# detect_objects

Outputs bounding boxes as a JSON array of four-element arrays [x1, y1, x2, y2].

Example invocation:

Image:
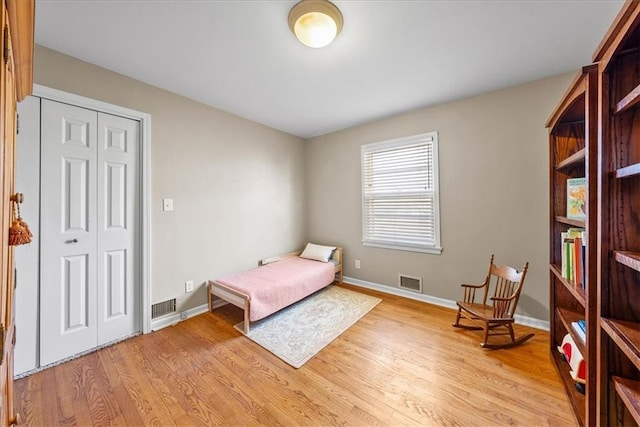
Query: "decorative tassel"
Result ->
[[16, 200, 32, 240], [8, 196, 31, 246], [8, 219, 28, 246]]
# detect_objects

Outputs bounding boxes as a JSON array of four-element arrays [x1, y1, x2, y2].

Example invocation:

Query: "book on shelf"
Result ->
[[573, 235, 583, 289], [560, 228, 586, 288], [571, 321, 586, 343], [580, 241, 585, 288], [567, 177, 586, 220]]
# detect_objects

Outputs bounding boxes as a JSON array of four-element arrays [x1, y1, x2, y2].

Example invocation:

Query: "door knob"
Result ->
[[66, 238, 78, 244]]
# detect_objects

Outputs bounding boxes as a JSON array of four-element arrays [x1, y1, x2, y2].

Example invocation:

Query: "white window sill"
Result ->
[[362, 241, 443, 255]]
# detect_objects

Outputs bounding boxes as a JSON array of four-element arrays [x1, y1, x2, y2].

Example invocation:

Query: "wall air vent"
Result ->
[[399, 274, 422, 293], [151, 298, 177, 319]]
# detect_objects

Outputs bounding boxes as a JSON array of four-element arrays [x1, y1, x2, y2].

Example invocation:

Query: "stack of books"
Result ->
[[561, 228, 586, 289]]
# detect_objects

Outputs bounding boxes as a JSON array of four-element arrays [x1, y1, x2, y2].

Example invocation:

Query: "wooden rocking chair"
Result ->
[[453, 255, 534, 349]]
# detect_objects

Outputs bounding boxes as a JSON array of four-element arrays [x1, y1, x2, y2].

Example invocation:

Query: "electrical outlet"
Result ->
[[355, 259, 361, 269], [185, 280, 194, 293], [180, 312, 187, 320]]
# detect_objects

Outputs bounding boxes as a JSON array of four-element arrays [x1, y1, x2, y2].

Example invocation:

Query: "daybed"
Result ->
[[208, 244, 343, 333]]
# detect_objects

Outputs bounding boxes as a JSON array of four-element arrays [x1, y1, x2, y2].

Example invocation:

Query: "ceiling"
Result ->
[[34, 0, 624, 139]]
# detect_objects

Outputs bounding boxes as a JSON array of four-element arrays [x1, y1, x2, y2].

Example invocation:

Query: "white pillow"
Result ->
[[299, 243, 336, 263]]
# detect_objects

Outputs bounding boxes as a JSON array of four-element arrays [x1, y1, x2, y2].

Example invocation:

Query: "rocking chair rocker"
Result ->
[[453, 255, 534, 349]]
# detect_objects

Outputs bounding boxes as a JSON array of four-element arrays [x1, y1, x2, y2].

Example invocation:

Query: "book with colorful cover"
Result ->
[[567, 177, 587, 219]]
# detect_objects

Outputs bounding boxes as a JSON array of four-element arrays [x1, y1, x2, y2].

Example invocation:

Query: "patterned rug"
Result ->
[[235, 285, 381, 368]]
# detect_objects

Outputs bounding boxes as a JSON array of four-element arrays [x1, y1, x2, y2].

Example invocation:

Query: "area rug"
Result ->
[[234, 286, 381, 368]]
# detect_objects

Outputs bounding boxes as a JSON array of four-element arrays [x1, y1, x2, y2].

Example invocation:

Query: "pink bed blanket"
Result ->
[[215, 256, 336, 321]]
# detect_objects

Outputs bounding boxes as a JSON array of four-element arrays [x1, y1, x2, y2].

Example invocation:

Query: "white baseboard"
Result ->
[[150, 280, 550, 332], [151, 303, 210, 331], [343, 276, 550, 331]]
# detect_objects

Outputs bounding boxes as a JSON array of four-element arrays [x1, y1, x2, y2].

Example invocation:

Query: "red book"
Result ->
[[573, 236, 582, 288]]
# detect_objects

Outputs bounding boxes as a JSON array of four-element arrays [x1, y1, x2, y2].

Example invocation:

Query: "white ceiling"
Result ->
[[34, 0, 624, 139]]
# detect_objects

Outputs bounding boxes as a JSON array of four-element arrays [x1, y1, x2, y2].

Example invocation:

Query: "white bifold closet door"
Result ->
[[39, 99, 139, 366]]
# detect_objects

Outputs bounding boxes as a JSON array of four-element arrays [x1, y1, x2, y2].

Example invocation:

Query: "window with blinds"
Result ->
[[361, 132, 442, 254]]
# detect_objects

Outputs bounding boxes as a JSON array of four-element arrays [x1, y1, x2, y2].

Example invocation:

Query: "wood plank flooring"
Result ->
[[15, 284, 577, 426]]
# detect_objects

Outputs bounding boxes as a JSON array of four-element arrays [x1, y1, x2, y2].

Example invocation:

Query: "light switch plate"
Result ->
[[162, 198, 174, 211], [185, 280, 194, 293]]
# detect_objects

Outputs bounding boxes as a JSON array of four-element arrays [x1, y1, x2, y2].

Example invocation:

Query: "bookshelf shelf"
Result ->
[[612, 376, 640, 425], [614, 82, 640, 115], [556, 307, 586, 355], [614, 250, 640, 272], [601, 318, 640, 372], [615, 162, 640, 179], [555, 216, 586, 228], [550, 265, 586, 307], [555, 148, 586, 170]]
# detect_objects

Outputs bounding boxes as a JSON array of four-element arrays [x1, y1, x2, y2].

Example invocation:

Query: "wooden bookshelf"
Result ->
[[592, 2, 640, 425], [546, 64, 598, 427]]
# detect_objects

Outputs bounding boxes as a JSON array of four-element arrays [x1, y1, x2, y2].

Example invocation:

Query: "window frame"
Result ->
[[360, 131, 442, 254]]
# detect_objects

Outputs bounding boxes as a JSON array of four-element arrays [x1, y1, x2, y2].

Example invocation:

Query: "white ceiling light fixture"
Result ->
[[288, 0, 343, 48]]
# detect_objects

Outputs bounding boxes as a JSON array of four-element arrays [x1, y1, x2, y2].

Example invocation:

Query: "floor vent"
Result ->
[[151, 298, 177, 319], [399, 274, 422, 292]]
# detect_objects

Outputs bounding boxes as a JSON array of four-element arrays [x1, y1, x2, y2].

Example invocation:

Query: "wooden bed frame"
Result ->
[[208, 246, 343, 334]]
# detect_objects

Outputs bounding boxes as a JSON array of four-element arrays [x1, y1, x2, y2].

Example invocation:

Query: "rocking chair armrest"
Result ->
[[460, 283, 485, 289], [489, 295, 516, 302]]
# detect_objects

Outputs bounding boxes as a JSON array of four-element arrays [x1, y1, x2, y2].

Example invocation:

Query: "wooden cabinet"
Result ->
[[546, 65, 599, 427], [0, 0, 33, 425], [594, 2, 640, 425], [549, 2, 640, 426]]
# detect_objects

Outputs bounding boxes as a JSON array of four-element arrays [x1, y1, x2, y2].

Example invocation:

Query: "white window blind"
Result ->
[[361, 132, 442, 254]]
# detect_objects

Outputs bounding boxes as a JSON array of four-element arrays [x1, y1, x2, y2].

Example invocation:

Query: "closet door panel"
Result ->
[[96, 112, 139, 345], [39, 99, 97, 366]]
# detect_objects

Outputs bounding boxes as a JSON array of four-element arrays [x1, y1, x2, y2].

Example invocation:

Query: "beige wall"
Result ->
[[32, 45, 307, 312], [306, 72, 575, 321], [32, 44, 573, 322]]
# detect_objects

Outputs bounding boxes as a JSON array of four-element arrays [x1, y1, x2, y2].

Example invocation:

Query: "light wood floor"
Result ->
[[15, 284, 577, 426]]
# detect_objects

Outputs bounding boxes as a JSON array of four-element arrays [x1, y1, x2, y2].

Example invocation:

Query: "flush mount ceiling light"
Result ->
[[288, 0, 343, 48]]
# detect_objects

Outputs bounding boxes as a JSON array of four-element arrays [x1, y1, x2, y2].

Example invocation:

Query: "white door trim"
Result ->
[[33, 84, 153, 334]]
